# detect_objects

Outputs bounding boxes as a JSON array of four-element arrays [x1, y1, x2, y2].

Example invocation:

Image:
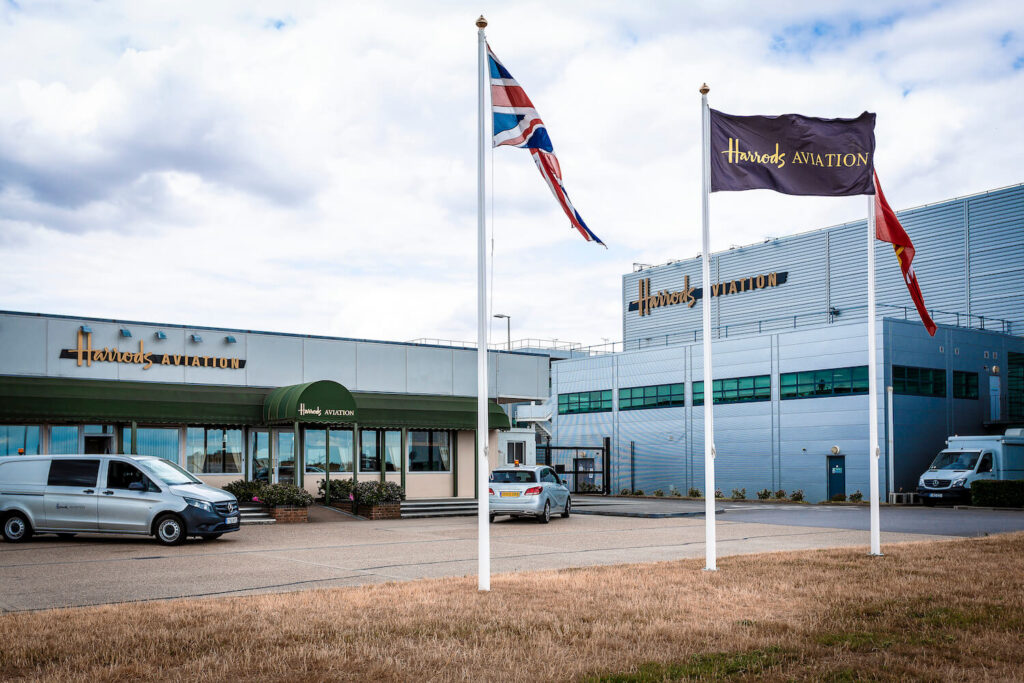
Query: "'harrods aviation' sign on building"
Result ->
[[628, 271, 788, 317], [59, 331, 246, 370]]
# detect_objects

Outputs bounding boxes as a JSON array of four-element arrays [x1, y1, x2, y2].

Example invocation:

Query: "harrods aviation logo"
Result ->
[[60, 330, 246, 370], [629, 271, 788, 316]]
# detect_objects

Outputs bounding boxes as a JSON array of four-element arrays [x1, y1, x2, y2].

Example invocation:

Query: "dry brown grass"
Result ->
[[2, 533, 1023, 682]]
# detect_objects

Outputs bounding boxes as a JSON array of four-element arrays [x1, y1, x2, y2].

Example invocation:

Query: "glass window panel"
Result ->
[[737, 377, 753, 391], [185, 428, 205, 473], [328, 429, 354, 472], [360, 429, 380, 472], [251, 431, 271, 483], [134, 428, 179, 463], [49, 425, 78, 454], [277, 432, 296, 485], [305, 429, 327, 476], [780, 373, 796, 387], [0, 425, 40, 456], [383, 431, 401, 472]]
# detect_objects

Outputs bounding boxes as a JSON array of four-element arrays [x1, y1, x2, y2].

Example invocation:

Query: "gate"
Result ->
[[537, 438, 610, 495]]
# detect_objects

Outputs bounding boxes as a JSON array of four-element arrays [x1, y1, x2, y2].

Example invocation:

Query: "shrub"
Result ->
[[849, 490, 864, 502], [688, 487, 702, 498], [633, 489, 645, 496], [714, 489, 724, 498], [731, 488, 746, 500], [354, 481, 404, 507], [578, 481, 601, 493], [774, 489, 786, 499], [971, 480, 1024, 507], [790, 489, 804, 502], [756, 488, 771, 500], [670, 488, 682, 498], [319, 478, 356, 503], [221, 479, 265, 503], [259, 483, 314, 508], [653, 489, 664, 497], [831, 493, 847, 502]]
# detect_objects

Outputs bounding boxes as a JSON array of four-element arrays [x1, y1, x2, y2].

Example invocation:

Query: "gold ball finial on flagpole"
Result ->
[[699, 83, 710, 95], [476, 15, 488, 29]]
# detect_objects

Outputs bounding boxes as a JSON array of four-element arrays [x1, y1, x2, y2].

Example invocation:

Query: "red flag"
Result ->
[[873, 171, 937, 336]]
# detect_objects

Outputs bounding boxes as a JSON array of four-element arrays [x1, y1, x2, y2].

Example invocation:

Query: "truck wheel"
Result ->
[[3, 512, 33, 543], [154, 514, 187, 546]]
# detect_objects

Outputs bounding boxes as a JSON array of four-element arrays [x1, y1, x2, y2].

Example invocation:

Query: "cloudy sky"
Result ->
[[1, 1, 1022, 348]]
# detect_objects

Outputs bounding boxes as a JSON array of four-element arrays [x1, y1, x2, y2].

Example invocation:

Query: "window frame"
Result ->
[[953, 370, 979, 400], [780, 366, 869, 400], [557, 390, 613, 415], [893, 365, 946, 398], [618, 383, 685, 411], [693, 375, 771, 406]]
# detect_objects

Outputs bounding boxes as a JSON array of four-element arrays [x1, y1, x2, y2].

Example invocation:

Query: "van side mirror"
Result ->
[[128, 481, 145, 491]]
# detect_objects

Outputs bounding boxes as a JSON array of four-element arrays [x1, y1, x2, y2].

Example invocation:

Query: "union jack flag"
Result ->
[[487, 44, 603, 246]]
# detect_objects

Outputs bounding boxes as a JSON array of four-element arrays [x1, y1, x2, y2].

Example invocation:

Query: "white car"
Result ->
[[488, 465, 570, 524]]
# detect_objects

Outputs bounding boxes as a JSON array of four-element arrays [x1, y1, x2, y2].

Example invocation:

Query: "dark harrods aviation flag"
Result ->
[[710, 111, 876, 196]]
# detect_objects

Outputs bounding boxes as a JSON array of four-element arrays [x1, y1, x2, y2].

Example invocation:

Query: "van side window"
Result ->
[[107, 461, 158, 491], [977, 453, 993, 474], [47, 459, 100, 487]]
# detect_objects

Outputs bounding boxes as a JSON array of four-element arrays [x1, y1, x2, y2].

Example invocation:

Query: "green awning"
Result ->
[[0, 376, 511, 431], [263, 380, 357, 424], [0, 376, 266, 425]]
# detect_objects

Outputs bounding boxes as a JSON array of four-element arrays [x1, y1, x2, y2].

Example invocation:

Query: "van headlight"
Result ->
[[184, 497, 216, 513], [951, 478, 967, 488]]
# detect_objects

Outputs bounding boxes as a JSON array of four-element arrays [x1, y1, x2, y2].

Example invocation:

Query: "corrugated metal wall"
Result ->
[[623, 184, 1024, 345]]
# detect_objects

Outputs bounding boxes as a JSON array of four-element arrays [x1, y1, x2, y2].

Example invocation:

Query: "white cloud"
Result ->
[[0, 0, 1021, 348]]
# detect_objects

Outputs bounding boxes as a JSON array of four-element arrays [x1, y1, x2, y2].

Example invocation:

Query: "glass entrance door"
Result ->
[[275, 430, 296, 485], [250, 430, 271, 484], [84, 424, 115, 454]]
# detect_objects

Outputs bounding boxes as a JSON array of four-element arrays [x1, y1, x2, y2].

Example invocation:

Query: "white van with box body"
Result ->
[[917, 429, 1024, 505], [0, 454, 239, 545]]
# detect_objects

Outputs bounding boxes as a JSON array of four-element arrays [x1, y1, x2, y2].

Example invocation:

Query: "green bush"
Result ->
[[354, 481, 404, 506], [633, 489, 645, 496], [774, 489, 786, 499], [653, 489, 664, 497], [971, 480, 1024, 507], [670, 488, 682, 497], [578, 481, 601, 493], [731, 488, 746, 500], [790, 489, 804, 502], [714, 489, 724, 498], [688, 487, 702, 498], [756, 488, 771, 500], [221, 479, 265, 503], [830, 492, 847, 502], [259, 483, 314, 508], [849, 490, 864, 502], [319, 478, 356, 503], [620, 488, 632, 496]]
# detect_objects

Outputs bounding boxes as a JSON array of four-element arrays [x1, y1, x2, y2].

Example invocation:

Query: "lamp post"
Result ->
[[493, 314, 511, 350]]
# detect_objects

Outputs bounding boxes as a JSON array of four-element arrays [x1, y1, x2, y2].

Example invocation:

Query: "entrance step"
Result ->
[[401, 498, 478, 518], [239, 504, 276, 525]]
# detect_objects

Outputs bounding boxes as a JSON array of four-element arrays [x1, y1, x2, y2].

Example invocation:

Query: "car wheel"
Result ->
[[562, 496, 571, 518], [200, 533, 223, 541], [154, 514, 186, 546], [2, 512, 33, 543], [56, 533, 77, 539], [538, 500, 550, 524]]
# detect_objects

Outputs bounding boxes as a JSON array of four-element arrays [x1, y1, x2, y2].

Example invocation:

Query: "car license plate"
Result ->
[[928, 493, 941, 498], [500, 491, 520, 498], [226, 516, 238, 524]]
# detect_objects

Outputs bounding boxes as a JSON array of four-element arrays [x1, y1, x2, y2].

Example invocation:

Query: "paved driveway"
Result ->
[[0, 505, 959, 612]]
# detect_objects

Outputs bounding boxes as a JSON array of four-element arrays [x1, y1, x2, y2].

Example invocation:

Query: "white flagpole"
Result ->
[[700, 84, 716, 571], [867, 193, 882, 556], [475, 15, 491, 591]]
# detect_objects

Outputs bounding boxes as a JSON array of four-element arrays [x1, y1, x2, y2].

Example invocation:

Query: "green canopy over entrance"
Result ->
[[263, 380, 357, 424]]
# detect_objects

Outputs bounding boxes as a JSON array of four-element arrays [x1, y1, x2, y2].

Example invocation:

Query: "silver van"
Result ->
[[0, 454, 240, 546]]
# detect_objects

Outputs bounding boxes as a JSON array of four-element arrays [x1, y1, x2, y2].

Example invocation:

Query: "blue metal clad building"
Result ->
[[548, 184, 1024, 502]]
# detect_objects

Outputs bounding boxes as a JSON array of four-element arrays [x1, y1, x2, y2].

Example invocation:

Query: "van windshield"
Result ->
[[929, 450, 981, 471], [136, 458, 201, 486]]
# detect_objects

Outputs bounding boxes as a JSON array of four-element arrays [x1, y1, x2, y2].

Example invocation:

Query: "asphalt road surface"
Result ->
[[2, 501, 1003, 612]]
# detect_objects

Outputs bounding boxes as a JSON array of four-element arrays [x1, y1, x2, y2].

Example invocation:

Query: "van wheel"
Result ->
[[154, 514, 186, 546], [3, 512, 33, 543], [200, 534, 223, 541]]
